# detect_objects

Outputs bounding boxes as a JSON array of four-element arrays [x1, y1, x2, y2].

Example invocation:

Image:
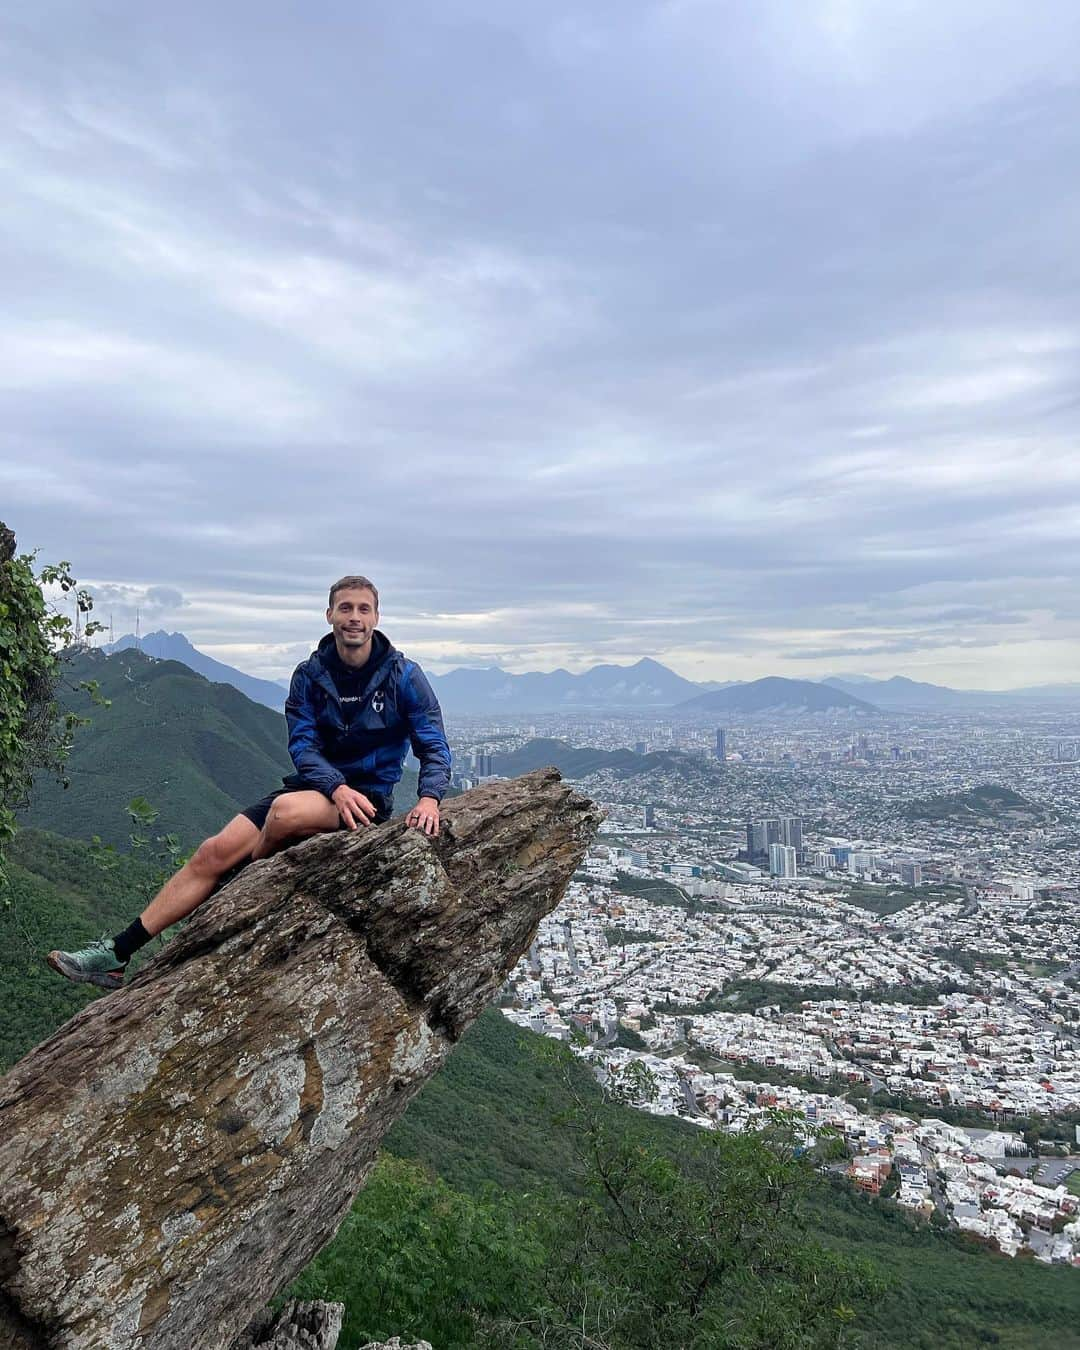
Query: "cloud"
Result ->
[[144, 586, 184, 609], [3, 2, 1080, 685], [80, 582, 185, 626]]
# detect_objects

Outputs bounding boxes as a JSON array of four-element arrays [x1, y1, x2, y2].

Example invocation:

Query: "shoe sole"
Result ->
[[46, 951, 125, 990]]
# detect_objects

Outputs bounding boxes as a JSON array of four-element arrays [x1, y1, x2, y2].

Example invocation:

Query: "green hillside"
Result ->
[[19, 649, 427, 848], [20, 648, 294, 847], [378, 1013, 1080, 1350], [496, 737, 695, 780], [0, 828, 165, 1069], [900, 783, 1045, 826]]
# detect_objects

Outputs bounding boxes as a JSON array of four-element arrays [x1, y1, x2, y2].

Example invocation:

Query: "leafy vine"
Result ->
[[0, 521, 104, 877]]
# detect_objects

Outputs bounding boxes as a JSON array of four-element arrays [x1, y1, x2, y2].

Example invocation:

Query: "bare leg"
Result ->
[[251, 791, 341, 861], [140, 814, 260, 936]]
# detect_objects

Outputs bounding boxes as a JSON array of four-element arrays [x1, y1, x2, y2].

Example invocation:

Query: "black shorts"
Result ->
[[241, 783, 393, 831]]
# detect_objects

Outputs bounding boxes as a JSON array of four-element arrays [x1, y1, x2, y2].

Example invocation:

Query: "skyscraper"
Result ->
[[715, 727, 726, 761], [769, 843, 797, 878], [900, 862, 923, 887], [643, 803, 657, 829], [780, 816, 803, 851]]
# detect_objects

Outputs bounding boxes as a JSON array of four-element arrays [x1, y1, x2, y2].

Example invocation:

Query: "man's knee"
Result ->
[[190, 833, 237, 878], [264, 794, 321, 837], [190, 818, 256, 877]]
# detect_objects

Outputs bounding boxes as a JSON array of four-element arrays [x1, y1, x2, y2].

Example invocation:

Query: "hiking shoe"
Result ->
[[47, 934, 126, 990]]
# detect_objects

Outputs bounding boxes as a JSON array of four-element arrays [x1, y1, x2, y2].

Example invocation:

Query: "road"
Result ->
[[678, 1074, 702, 1117], [562, 921, 582, 977], [919, 1144, 950, 1219]]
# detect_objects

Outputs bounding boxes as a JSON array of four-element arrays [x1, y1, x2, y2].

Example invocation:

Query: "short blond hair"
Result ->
[[328, 575, 379, 609]]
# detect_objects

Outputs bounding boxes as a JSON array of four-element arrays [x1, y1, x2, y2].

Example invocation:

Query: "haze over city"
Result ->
[[3, 2, 1079, 687]]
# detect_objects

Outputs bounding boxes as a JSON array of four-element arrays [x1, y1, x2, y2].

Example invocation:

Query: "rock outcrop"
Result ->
[[232, 1300, 344, 1349], [358, 1340, 433, 1350], [0, 769, 599, 1350]]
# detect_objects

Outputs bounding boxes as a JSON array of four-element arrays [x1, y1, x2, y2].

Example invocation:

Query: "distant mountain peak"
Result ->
[[104, 630, 285, 711], [677, 676, 877, 716]]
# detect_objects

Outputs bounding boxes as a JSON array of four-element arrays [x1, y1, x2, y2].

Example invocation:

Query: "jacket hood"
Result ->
[[311, 630, 401, 697]]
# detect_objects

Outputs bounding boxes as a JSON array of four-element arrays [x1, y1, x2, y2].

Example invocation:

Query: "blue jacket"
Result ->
[[285, 631, 451, 804]]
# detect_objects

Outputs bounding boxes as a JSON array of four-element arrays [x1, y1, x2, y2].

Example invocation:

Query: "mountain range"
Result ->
[[105, 631, 287, 710], [824, 674, 1080, 709], [678, 676, 876, 715], [93, 632, 1080, 715], [427, 657, 727, 712]]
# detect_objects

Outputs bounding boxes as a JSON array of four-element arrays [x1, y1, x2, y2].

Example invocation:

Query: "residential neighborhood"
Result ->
[[449, 705, 1080, 1265]]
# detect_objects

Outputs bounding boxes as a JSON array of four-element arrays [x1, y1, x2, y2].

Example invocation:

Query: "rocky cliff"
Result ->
[[0, 769, 599, 1349]]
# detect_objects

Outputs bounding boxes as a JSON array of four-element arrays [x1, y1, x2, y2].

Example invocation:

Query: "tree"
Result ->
[[0, 521, 101, 874], [507, 1041, 880, 1349]]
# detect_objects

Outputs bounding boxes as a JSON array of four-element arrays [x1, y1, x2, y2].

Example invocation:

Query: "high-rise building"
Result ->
[[900, 862, 923, 887], [769, 843, 797, 878], [634, 741, 648, 756], [643, 804, 657, 829], [715, 727, 727, 761], [747, 818, 793, 861], [850, 851, 876, 874], [747, 822, 770, 859]]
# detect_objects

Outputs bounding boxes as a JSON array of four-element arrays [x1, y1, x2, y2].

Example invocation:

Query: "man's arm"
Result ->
[[285, 666, 347, 799], [398, 663, 451, 832]]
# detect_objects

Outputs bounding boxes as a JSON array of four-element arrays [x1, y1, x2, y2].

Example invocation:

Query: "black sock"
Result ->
[[112, 917, 153, 964]]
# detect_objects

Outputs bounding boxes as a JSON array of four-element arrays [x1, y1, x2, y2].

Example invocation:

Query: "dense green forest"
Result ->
[[0, 828, 166, 1066]]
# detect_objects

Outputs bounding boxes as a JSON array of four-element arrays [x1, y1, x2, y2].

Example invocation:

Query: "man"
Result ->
[[48, 574, 451, 990]]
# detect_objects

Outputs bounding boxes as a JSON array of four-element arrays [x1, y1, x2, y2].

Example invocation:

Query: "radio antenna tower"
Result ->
[[109, 612, 114, 645]]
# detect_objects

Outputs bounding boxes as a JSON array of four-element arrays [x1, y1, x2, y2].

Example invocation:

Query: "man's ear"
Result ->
[[326, 608, 333, 623]]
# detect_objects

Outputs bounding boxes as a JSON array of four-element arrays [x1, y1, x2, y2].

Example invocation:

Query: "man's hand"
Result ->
[[406, 796, 440, 836], [331, 784, 377, 830]]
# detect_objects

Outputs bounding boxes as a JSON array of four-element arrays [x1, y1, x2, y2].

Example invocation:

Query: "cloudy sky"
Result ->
[[4, 1, 1080, 688]]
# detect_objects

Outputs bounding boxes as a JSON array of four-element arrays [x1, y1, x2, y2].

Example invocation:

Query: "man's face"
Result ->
[[327, 587, 378, 651]]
